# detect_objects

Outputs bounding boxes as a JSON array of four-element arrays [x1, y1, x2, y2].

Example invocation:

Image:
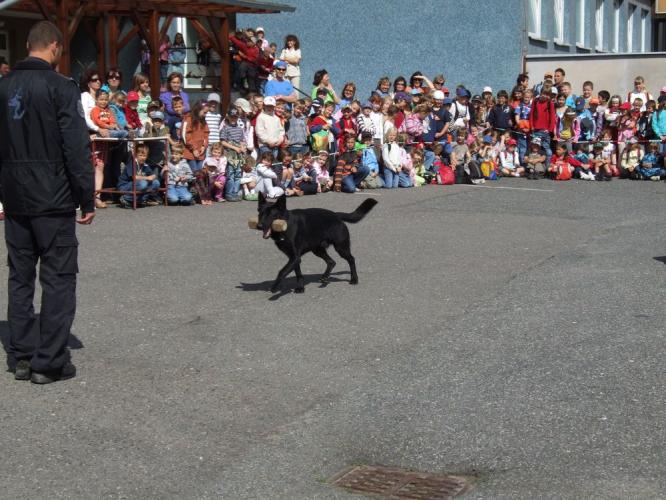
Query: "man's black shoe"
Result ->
[[14, 360, 31, 381], [30, 362, 76, 384]]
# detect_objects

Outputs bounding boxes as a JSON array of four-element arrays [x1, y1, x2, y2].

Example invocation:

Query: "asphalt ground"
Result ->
[[0, 178, 664, 500]]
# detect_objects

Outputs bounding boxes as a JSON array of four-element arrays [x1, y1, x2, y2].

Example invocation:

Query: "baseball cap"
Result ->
[[660, 85, 666, 93], [263, 96, 276, 106], [274, 60, 287, 70], [410, 88, 423, 95], [544, 71, 554, 78], [256, 26, 264, 33], [227, 107, 239, 117], [619, 102, 631, 110], [207, 92, 220, 103], [126, 91, 139, 103], [575, 96, 586, 111], [432, 90, 445, 100], [483, 135, 493, 144], [443, 97, 454, 105], [311, 98, 324, 110], [531, 137, 542, 146], [551, 87, 558, 95], [442, 87, 450, 94], [456, 87, 470, 98], [507, 138, 517, 146], [362, 100, 373, 109], [482, 86, 492, 94], [150, 111, 164, 121], [234, 97, 252, 113], [471, 95, 482, 102], [394, 91, 411, 102]]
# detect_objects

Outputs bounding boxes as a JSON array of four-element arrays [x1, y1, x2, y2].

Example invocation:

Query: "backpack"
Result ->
[[436, 163, 455, 185]]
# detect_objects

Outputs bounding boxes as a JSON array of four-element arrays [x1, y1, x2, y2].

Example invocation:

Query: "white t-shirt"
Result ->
[[80, 91, 98, 132], [280, 48, 301, 77]]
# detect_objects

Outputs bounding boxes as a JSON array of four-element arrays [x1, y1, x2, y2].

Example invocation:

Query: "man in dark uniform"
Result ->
[[0, 21, 94, 384]]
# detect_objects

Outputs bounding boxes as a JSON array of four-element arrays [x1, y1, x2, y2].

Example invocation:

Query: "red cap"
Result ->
[[619, 102, 631, 110], [442, 87, 450, 93], [126, 91, 140, 103], [507, 138, 517, 146]]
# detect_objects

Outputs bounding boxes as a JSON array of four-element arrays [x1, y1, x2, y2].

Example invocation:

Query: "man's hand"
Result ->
[[76, 211, 95, 225]]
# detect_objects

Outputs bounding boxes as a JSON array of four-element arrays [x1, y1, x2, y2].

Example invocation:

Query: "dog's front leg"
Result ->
[[294, 263, 305, 293], [271, 256, 300, 293]]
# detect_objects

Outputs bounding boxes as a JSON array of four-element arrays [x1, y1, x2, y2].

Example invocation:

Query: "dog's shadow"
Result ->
[[237, 272, 349, 300]]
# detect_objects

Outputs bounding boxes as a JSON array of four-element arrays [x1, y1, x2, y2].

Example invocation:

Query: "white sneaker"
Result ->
[[650, 175, 660, 181]]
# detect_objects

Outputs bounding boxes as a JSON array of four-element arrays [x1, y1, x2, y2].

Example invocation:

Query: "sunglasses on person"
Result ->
[[434, 81, 444, 85], [107, 74, 120, 80], [90, 77, 101, 82]]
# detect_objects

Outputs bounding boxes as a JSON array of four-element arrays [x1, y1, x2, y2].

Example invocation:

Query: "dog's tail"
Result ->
[[335, 198, 378, 223]]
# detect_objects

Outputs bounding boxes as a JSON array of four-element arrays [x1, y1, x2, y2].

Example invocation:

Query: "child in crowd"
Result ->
[[109, 91, 129, 135], [359, 132, 384, 189], [637, 100, 657, 141], [571, 144, 596, 181], [143, 111, 171, 168], [291, 153, 317, 195], [240, 156, 258, 200], [524, 137, 546, 179], [478, 135, 497, 179], [548, 142, 573, 181], [637, 142, 664, 180], [91, 89, 128, 138], [117, 144, 161, 207], [287, 101, 309, 155], [256, 151, 284, 199], [311, 150, 333, 192], [204, 142, 227, 201], [397, 132, 414, 187], [487, 90, 514, 131], [599, 128, 618, 176], [617, 102, 637, 150], [382, 127, 403, 188], [558, 108, 579, 150], [356, 101, 376, 139], [410, 148, 428, 186], [620, 139, 644, 179], [499, 138, 523, 177], [590, 142, 612, 181], [125, 91, 143, 135], [166, 145, 194, 205], [451, 132, 472, 183], [604, 95, 622, 131], [338, 105, 358, 149], [205, 93, 222, 151]]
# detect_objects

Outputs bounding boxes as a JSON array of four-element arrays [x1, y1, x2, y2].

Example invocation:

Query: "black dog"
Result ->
[[257, 194, 378, 293]]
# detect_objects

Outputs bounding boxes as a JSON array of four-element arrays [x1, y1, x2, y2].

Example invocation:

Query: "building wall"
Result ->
[[238, 0, 524, 98], [527, 0, 653, 54]]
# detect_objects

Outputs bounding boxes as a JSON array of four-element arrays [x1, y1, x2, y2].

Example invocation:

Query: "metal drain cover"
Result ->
[[330, 465, 472, 499]]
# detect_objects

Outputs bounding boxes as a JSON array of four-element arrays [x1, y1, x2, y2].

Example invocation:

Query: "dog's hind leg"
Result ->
[[294, 263, 305, 293], [313, 247, 336, 282], [333, 240, 358, 285], [271, 257, 301, 293]]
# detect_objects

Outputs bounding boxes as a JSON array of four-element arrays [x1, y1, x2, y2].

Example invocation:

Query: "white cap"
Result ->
[[551, 87, 558, 95], [432, 90, 445, 100], [256, 26, 265, 33], [234, 97, 252, 113], [482, 86, 492, 94], [263, 96, 276, 106], [207, 92, 220, 102]]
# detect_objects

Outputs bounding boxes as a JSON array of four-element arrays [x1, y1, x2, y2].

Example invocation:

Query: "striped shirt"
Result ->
[[205, 111, 222, 145], [219, 120, 246, 144]]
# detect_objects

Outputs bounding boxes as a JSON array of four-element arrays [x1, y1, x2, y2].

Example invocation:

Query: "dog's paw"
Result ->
[[294, 287, 305, 294], [319, 275, 329, 283], [349, 278, 358, 285]]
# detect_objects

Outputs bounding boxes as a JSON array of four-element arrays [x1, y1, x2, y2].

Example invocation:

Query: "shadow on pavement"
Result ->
[[237, 272, 350, 300], [654, 256, 666, 264]]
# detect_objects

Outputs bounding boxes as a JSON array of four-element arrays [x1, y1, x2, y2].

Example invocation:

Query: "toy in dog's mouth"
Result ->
[[248, 217, 287, 238]]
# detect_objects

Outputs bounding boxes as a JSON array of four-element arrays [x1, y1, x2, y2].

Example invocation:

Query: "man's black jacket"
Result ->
[[0, 57, 93, 216]]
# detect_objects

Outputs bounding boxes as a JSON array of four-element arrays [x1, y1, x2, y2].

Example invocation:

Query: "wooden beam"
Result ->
[[108, 14, 119, 68], [82, 19, 99, 49], [148, 10, 161, 99], [117, 24, 140, 51], [212, 15, 231, 113], [68, 3, 85, 37], [55, 0, 70, 75], [189, 17, 220, 54], [34, 0, 53, 21], [131, 12, 152, 49], [159, 14, 174, 40]]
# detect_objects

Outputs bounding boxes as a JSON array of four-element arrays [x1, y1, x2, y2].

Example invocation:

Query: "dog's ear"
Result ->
[[258, 191, 266, 212]]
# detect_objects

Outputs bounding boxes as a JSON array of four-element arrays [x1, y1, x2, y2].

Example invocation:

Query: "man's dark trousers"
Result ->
[[5, 214, 78, 373]]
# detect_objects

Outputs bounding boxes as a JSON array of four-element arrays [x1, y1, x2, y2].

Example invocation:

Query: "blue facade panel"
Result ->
[[238, 0, 524, 98]]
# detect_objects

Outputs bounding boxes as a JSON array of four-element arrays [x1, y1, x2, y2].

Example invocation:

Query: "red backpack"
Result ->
[[435, 161, 455, 185]]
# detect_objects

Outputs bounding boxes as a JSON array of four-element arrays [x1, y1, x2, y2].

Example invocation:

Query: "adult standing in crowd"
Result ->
[[80, 68, 108, 209], [131, 72, 152, 123], [627, 76, 653, 112], [311, 69, 339, 104], [105, 67, 124, 94], [0, 21, 94, 384], [263, 60, 297, 105], [256, 96, 285, 158], [0, 58, 10, 78], [280, 34, 301, 91], [160, 72, 190, 123]]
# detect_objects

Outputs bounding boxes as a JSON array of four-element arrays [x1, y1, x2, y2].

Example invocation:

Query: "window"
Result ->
[[577, 0, 587, 46], [554, 0, 565, 43], [627, 3, 635, 52], [595, 0, 604, 50], [640, 8, 649, 52], [529, 0, 542, 38]]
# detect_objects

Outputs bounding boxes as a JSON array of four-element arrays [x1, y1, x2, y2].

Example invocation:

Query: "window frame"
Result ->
[[554, 0, 565, 44], [528, 0, 543, 38], [577, 0, 587, 46]]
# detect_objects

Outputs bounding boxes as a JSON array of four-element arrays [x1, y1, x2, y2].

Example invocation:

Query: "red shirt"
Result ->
[[529, 98, 556, 133]]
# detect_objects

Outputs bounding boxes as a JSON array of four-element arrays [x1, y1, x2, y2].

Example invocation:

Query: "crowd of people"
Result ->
[[9, 25, 666, 213]]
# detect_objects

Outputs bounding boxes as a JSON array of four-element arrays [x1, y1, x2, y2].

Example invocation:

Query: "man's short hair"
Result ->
[[27, 21, 63, 51], [554, 67, 565, 76]]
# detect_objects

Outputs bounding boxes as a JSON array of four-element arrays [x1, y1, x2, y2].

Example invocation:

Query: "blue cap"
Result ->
[[150, 111, 165, 121], [443, 97, 454, 105], [410, 88, 423, 95], [483, 135, 493, 144], [274, 60, 287, 69], [362, 100, 373, 109]]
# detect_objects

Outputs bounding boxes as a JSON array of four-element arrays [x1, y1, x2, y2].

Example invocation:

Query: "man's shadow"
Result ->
[[654, 256, 666, 265], [237, 272, 349, 300], [1, 317, 84, 371]]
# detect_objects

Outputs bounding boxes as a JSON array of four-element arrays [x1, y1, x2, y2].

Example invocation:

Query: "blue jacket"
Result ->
[[361, 147, 379, 174], [652, 109, 666, 137], [110, 103, 128, 129], [118, 161, 157, 186]]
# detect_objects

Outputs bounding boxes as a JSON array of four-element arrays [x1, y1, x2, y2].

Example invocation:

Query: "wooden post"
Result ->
[[96, 16, 106, 76], [216, 15, 231, 113], [108, 15, 119, 69], [148, 10, 161, 99], [55, 0, 70, 75]]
